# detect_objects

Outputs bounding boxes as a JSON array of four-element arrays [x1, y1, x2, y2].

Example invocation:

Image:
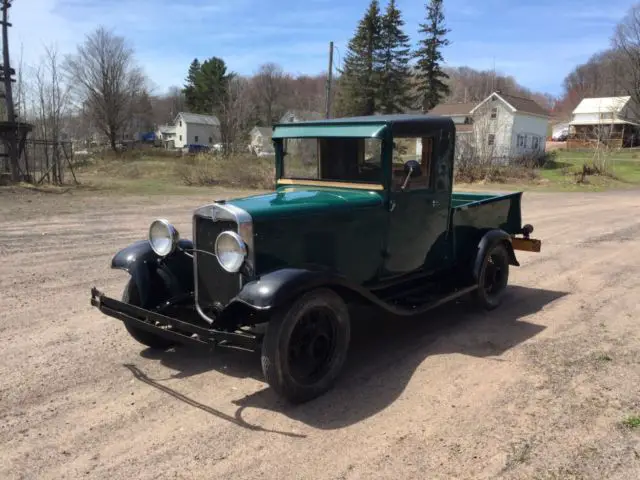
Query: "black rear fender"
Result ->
[[111, 239, 194, 308], [473, 229, 519, 281]]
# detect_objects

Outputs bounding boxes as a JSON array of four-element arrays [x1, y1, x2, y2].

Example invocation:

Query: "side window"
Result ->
[[391, 136, 434, 191], [194, 135, 199, 143]]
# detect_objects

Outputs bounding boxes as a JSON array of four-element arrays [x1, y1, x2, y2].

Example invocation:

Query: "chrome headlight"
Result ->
[[215, 231, 247, 273], [148, 219, 179, 257]]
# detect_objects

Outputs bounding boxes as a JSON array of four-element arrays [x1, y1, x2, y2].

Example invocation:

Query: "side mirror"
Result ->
[[401, 160, 421, 190]]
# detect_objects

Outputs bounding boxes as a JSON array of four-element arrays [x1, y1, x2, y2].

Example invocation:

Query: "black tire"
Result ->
[[261, 288, 350, 404], [121, 279, 176, 350], [473, 242, 510, 310]]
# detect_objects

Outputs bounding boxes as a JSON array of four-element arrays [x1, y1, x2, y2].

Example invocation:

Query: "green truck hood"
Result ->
[[227, 186, 383, 220]]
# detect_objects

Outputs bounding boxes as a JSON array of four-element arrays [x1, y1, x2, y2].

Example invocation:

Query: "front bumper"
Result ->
[[90, 288, 259, 351]]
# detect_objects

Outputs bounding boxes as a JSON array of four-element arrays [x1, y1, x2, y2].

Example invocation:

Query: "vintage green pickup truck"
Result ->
[[90, 114, 541, 403]]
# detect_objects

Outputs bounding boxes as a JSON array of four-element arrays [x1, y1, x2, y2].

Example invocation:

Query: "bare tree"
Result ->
[[31, 45, 71, 183], [251, 63, 287, 125], [613, 4, 640, 119], [218, 77, 254, 153], [64, 27, 145, 153], [150, 86, 185, 126]]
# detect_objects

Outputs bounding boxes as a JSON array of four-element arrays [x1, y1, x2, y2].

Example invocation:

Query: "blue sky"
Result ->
[[11, 0, 633, 97]]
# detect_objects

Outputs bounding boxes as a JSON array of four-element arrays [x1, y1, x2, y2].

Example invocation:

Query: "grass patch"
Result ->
[[621, 415, 640, 429], [595, 354, 613, 362], [175, 153, 275, 189], [72, 149, 275, 194], [539, 149, 640, 190]]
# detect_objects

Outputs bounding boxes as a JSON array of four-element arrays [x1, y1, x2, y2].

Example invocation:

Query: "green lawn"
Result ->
[[537, 149, 640, 191]]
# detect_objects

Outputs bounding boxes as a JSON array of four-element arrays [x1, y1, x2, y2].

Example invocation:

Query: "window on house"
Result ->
[[179, 135, 182, 141], [179, 121, 182, 127], [517, 134, 526, 148], [487, 134, 495, 146], [209, 136, 213, 143], [194, 135, 199, 143], [532, 136, 540, 149], [490, 107, 497, 119]]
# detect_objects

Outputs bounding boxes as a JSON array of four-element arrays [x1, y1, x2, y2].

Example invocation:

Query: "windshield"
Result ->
[[281, 137, 382, 184]]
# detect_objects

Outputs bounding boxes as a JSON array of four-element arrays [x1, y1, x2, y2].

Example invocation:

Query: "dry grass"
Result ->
[[174, 153, 275, 189], [71, 148, 275, 193]]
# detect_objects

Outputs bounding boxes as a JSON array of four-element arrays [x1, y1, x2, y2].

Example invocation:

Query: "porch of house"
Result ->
[[568, 123, 640, 149]]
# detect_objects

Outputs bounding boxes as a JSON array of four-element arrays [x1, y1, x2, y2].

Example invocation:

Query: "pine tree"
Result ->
[[182, 57, 232, 114], [414, 0, 451, 112], [183, 59, 201, 112], [377, 0, 413, 113], [198, 57, 231, 114], [335, 0, 382, 117]]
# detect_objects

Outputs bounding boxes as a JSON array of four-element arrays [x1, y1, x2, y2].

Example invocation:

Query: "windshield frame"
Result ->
[[274, 135, 389, 191]]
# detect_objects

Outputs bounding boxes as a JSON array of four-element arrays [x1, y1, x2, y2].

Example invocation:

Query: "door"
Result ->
[[383, 134, 451, 276]]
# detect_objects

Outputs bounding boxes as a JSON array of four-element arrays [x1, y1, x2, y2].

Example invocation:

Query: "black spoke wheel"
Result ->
[[261, 288, 350, 404], [473, 242, 510, 310], [122, 279, 176, 350]]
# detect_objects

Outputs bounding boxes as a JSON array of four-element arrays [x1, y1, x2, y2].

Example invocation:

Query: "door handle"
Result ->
[[432, 200, 440, 207]]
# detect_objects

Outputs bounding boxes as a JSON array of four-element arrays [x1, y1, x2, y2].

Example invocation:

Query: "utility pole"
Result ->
[[0, 0, 18, 181], [325, 41, 334, 119]]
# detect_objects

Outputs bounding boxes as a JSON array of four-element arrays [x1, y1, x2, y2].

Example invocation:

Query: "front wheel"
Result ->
[[473, 242, 510, 310], [261, 288, 351, 404], [121, 279, 176, 350]]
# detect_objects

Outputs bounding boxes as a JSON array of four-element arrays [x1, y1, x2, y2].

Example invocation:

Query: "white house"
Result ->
[[426, 91, 550, 160], [156, 125, 177, 148], [172, 112, 220, 149], [569, 96, 639, 147], [249, 126, 274, 155]]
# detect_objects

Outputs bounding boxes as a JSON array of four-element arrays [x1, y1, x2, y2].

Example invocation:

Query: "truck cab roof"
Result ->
[[273, 114, 455, 138]]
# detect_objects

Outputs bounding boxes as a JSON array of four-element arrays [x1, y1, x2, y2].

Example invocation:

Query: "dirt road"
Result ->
[[1, 187, 639, 479]]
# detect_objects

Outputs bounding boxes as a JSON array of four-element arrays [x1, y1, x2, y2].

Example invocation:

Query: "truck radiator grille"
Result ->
[[193, 214, 240, 316]]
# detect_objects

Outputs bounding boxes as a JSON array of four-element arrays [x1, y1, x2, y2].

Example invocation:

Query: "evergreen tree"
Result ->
[[183, 58, 201, 112], [335, 0, 382, 117], [197, 57, 232, 114], [377, 0, 413, 113], [414, 0, 451, 112], [182, 57, 232, 114]]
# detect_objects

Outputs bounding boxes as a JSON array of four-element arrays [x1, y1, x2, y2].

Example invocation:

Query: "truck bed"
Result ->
[[449, 191, 523, 263]]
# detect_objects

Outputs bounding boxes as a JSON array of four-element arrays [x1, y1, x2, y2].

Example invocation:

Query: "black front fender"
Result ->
[[234, 268, 364, 311], [111, 239, 194, 308]]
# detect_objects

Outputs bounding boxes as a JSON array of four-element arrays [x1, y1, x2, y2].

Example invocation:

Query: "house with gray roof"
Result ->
[[172, 112, 220, 149], [425, 91, 550, 160]]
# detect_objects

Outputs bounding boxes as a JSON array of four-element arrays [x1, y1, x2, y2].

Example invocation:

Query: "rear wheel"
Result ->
[[473, 242, 510, 310], [261, 288, 350, 404], [121, 279, 175, 350]]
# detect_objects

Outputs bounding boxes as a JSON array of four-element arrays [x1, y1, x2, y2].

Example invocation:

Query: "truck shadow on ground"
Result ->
[[133, 284, 567, 431]]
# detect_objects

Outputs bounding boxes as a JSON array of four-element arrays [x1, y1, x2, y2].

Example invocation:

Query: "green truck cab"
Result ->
[[90, 114, 541, 403]]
